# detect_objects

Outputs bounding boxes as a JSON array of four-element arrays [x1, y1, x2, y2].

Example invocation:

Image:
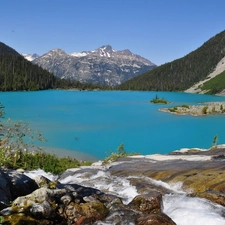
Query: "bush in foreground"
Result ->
[[0, 147, 91, 174]]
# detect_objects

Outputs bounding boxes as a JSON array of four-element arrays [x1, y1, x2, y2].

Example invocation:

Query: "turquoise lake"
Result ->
[[1, 90, 225, 161]]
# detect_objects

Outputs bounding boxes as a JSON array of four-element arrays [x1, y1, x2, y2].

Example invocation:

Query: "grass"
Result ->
[[0, 147, 91, 174], [200, 70, 225, 94]]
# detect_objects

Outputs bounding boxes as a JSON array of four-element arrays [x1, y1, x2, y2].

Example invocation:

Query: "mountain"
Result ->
[[118, 30, 225, 94], [32, 45, 156, 86], [0, 42, 61, 91], [22, 53, 39, 61]]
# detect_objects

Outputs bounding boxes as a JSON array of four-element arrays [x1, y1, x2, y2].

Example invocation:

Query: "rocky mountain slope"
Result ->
[[31, 45, 156, 86]]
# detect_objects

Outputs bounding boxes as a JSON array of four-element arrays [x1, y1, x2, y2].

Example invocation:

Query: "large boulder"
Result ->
[[128, 192, 162, 214], [0, 168, 38, 210]]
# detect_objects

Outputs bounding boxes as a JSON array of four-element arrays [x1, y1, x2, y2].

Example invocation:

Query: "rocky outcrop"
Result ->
[[0, 173, 176, 224], [160, 101, 225, 116], [108, 147, 225, 208], [2, 148, 225, 224]]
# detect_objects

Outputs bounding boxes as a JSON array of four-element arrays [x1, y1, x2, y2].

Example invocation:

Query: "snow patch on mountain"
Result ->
[[22, 53, 39, 61], [31, 45, 156, 86]]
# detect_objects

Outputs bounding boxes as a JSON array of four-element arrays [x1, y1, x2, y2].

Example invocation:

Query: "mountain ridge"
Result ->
[[31, 45, 156, 86], [0, 42, 102, 91], [118, 30, 225, 95]]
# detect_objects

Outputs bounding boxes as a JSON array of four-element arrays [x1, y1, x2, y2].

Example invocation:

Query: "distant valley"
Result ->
[[23, 45, 156, 86]]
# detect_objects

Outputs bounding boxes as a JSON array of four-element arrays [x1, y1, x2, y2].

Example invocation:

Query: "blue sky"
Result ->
[[1, 0, 225, 65]]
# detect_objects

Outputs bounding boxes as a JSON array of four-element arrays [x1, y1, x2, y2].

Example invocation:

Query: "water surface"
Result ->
[[2, 90, 225, 160]]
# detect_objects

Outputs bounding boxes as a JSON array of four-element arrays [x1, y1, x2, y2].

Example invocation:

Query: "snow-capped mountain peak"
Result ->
[[70, 51, 89, 57], [31, 45, 156, 86], [21, 53, 39, 61]]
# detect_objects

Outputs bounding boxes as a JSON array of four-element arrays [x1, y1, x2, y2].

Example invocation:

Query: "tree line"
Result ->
[[0, 42, 107, 91], [117, 30, 225, 93]]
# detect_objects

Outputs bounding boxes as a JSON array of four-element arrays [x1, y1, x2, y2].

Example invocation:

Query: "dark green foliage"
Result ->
[[0, 102, 4, 139], [150, 95, 170, 104], [182, 104, 190, 109], [169, 106, 178, 113], [212, 134, 219, 147], [0, 42, 59, 91], [200, 70, 225, 94], [117, 30, 225, 92], [104, 142, 129, 163], [0, 148, 90, 174], [202, 106, 208, 114], [0, 42, 105, 91]]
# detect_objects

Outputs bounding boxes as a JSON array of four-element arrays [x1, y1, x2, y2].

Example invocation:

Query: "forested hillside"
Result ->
[[0, 42, 102, 91], [118, 30, 225, 92]]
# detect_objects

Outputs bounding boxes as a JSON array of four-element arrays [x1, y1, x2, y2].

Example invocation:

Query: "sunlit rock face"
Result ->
[[32, 45, 156, 86]]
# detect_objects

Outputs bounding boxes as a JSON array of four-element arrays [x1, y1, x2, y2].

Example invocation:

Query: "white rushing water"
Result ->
[[163, 194, 225, 225], [25, 168, 225, 225]]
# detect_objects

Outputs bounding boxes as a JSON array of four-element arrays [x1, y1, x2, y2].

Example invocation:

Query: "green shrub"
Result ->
[[201, 70, 225, 94], [0, 148, 91, 174], [182, 104, 190, 109], [150, 95, 170, 104], [103, 143, 137, 164], [202, 106, 208, 114]]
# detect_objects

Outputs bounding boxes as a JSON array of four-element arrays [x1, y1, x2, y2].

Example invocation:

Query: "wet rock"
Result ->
[[101, 208, 138, 225], [129, 177, 170, 195], [128, 192, 162, 214], [190, 190, 225, 207], [65, 201, 108, 224], [56, 183, 104, 198], [137, 212, 177, 225]]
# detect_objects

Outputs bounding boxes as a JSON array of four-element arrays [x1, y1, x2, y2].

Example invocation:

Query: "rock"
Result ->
[[128, 192, 162, 214], [0, 168, 38, 210], [30, 201, 52, 219], [33, 175, 58, 189], [190, 190, 225, 207], [160, 101, 225, 116], [101, 208, 138, 225], [7, 169, 39, 199], [137, 213, 177, 225], [1, 183, 109, 224], [65, 201, 108, 224], [56, 183, 104, 198]]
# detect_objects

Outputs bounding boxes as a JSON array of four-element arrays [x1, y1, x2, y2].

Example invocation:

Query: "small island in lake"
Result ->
[[150, 95, 171, 104], [160, 101, 225, 116]]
